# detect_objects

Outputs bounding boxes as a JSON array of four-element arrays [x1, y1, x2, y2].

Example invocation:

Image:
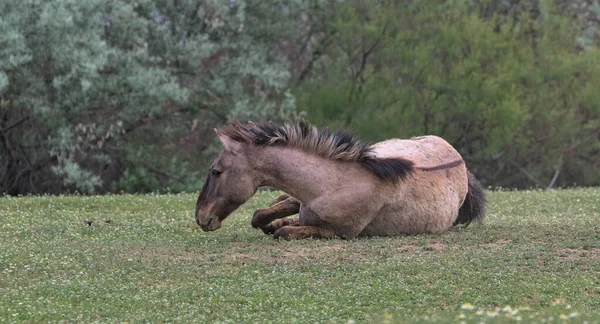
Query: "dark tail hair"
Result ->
[[453, 171, 486, 227]]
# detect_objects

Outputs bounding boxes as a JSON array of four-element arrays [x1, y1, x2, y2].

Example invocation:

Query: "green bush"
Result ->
[[0, 0, 301, 194], [295, 0, 600, 188], [1, 0, 598, 193]]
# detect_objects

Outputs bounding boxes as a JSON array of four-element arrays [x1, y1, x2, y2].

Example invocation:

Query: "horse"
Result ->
[[194, 120, 486, 240]]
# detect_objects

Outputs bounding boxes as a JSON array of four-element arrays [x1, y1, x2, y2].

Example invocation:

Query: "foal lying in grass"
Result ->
[[195, 120, 485, 240]]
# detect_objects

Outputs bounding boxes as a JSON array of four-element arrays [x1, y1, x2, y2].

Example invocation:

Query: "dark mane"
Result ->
[[219, 120, 414, 182]]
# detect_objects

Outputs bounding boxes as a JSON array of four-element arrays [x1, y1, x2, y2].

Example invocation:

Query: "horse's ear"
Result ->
[[215, 128, 241, 153]]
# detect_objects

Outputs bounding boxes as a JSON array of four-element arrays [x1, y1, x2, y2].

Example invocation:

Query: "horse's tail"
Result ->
[[453, 170, 486, 227]]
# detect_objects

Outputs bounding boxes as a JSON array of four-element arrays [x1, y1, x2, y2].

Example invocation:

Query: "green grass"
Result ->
[[1, 188, 599, 323]]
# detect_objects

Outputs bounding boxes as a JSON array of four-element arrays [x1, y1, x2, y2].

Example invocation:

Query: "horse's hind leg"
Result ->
[[273, 225, 336, 240], [251, 196, 300, 231]]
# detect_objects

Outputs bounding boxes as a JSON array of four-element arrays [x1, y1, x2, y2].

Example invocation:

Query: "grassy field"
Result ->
[[1, 188, 599, 323]]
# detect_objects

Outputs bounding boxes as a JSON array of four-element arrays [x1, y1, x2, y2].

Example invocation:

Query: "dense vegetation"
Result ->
[[1, 0, 599, 194], [1, 189, 599, 322]]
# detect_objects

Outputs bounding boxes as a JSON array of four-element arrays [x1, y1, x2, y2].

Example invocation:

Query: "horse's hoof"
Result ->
[[261, 224, 276, 235], [273, 229, 283, 240], [251, 210, 266, 229]]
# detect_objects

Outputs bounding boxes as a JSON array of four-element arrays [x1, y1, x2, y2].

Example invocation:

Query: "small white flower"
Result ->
[[461, 302, 475, 310], [486, 311, 499, 317]]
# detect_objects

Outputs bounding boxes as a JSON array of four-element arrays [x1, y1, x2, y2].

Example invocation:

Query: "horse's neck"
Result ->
[[254, 146, 349, 202]]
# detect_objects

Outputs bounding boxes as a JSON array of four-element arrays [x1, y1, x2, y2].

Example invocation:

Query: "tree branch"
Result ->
[[547, 168, 560, 190], [295, 30, 336, 86], [508, 160, 544, 187], [1, 115, 31, 133]]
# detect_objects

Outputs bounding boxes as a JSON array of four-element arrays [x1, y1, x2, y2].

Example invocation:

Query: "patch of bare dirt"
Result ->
[[392, 239, 513, 256], [118, 238, 525, 267], [119, 242, 354, 267], [426, 242, 451, 251], [224, 243, 347, 264], [478, 239, 511, 248], [122, 245, 197, 263], [394, 242, 455, 255], [554, 248, 600, 261], [396, 244, 419, 253]]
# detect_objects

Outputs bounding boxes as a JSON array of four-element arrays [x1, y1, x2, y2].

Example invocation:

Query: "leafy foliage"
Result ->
[[295, 0, 600, 188], [1, 0, 599, 193], [0, 0, 302, 194]]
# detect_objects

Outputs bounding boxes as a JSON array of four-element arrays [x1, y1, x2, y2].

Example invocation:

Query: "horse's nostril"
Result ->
[[196, 214, 214, 228], [196, 213, 220, 232]]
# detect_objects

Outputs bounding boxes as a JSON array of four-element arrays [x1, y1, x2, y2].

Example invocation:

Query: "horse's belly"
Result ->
[[358, 209, 424, 236], [359, 206, 455, 236], [359, 180, 465, 236], [358, 214, 407, 236]]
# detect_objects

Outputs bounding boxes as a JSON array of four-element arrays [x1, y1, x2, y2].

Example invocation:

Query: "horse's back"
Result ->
[[370, 135, 462, 167]]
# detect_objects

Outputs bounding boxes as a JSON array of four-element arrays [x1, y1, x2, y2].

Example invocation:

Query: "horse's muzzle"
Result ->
[[197, 213, 221, 232]]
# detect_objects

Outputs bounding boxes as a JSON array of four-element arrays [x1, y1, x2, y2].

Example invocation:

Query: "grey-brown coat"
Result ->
[[195, 121, 485, 239]]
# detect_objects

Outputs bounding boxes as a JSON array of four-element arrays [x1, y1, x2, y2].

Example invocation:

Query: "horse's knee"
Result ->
[[252, 198, 300, 228], [251, 209, 271, 228]]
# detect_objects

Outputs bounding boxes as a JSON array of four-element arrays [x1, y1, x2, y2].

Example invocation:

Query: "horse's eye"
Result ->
[[211, 169, 223, 177]]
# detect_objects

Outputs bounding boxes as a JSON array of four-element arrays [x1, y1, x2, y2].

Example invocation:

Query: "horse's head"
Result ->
[[195, 130, 259, 231]]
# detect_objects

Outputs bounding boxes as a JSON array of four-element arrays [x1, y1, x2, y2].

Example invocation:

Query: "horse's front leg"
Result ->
[[272, 204, 336, 240], [272, 184, 377, 240], [262, 217, 300, 235], [251, 195, 300, 232]]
